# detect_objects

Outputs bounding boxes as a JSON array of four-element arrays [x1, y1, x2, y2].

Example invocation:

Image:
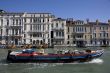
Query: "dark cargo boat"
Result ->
[[7, 49, 104, 63]]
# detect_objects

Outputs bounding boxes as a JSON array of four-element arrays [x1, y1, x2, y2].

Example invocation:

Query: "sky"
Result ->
[[0, 0, 110, 22]]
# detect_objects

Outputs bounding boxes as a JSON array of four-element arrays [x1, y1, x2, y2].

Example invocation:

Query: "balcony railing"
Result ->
[[54, 36, 64, 39], [52, 27, 64, 31], [73, 32, 85, 34], [5, 25, 22, 29], [75, 38, 84, 40], [28, 30, 45, 34]]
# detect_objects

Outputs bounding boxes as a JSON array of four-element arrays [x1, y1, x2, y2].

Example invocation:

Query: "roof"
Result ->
[[89, 22, 109, 25], [53, 18, 66, 21]]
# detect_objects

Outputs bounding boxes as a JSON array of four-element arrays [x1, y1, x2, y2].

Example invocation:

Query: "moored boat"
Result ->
[[6, 49, 104, 63]]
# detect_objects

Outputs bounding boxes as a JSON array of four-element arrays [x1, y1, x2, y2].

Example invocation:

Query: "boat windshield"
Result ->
[[22, 49, 34, 53]]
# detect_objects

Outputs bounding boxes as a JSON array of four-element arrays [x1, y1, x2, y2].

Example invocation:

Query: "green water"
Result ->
[[0, 47, 110, 73]]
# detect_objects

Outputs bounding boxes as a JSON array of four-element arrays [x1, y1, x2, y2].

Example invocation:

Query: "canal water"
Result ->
[[0, 47, 110, 73]]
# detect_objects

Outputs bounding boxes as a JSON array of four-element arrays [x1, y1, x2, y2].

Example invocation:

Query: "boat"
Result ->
[[6, 49, 104, 63]]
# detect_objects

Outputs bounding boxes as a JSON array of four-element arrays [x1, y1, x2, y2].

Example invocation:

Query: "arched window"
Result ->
[[36, 40, 39, 44], [33, 40, 36, 44]]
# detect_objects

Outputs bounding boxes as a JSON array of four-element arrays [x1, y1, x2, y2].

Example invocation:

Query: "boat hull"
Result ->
[[7, 49, 104, 63]]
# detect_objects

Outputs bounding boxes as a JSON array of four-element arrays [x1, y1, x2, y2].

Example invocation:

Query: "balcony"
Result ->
[[5, 25, 11, 29], [75, 38, 84, 40], [28, 30, 45, 34], [10, 25, 22, 29], [52, 27, 64, 31], [9, 35, 22, 39], [73, 32, 85, 34], [53, 36, 64, 40]]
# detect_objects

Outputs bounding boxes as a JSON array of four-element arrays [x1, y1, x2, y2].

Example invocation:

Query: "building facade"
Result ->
[[0, 11, 55, 47], [66, 19, 110, 47], [0, 10, 110, 47], [51, 18, 67, 47]]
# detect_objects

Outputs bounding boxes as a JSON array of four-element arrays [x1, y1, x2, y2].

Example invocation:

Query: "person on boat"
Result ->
[[39, 48, 45, 54]]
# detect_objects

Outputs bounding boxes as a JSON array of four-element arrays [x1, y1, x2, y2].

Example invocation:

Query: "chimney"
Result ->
[[108, 19, 110, 24], [96, 19, 99, 25]]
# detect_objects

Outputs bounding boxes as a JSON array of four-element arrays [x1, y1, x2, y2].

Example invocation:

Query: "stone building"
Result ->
[[0, 10, 110, 47]]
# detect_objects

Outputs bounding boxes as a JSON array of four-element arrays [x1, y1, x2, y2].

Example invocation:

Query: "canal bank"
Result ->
[[0, 47, 110, 73]]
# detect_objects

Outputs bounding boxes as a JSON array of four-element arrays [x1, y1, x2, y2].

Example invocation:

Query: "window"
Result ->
[[33, 34, 37, 37], [68, 35, 69, 39], [68, 27, 69, 32], [30, 18, 32, 22], [30, 25, 32, 30], [7, 19, 9, 26], [93, 33, 96, 38], [19, 29, 21, 34], [15, 29, 18, 35], [106, 27, 108, 30], [30, 34, 32, 38], [62, 32, 64, 36], [56, 32, 58, 36], [1, 19, 3, 26], [24, 34, 26, 38], [62, 23, 64, 27], [33, 18, 36, 23], [85, 27, 86, 32], [100, 33, 102, 37], [30, 39, 32, 43], [12, 29, 14, 35], [103, 27, 104, 30], [85, 35, 86, 39], [56, 23, 58, 28], [19, 19, 21, 25], [100, 27, 101, 30], [24, 18, 26, 22], [16, 19, 18, 25], [6, 29, 8, 35], [13, 19, 15, 25], [73, 41, 75, 44], [107, 33, 108, 37], [24, 39, 26, 44], [51, 24, 53, 29], [67, 41, 69, 44], [43, 19, 44, 22], [48, 18, 49, 22], [73, 28, 74, 32], [59, 32, 61, 36], [48, 24, 49, 30], [1, 29, 2, 35], [43, 25, 44, 31], [90, 40, 92, 44], [90, 35, 92, 39], [24, 24, 26, 30]]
